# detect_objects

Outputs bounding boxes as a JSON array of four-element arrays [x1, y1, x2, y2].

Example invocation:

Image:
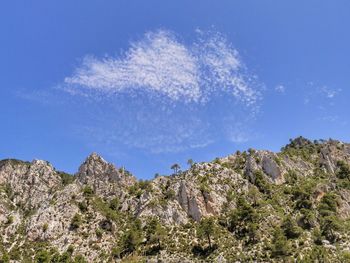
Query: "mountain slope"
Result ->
[[1, 137, 350, 262]]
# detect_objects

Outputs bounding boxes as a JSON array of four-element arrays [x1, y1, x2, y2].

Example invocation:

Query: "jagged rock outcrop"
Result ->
[[245, 151, 285, 184], [0, 159, 61, 210], [77, 153, 136, 195]]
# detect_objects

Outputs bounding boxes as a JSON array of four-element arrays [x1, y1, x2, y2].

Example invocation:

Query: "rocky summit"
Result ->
[[1, 137, 350, 262]]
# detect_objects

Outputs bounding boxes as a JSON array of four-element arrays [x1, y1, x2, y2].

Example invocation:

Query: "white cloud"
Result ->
[[275, 84, 286, 93], [305, 82, 341, 101], [59, 29, 262, 153], [65, 30, 259, 105], [320, 86, 341, 99]]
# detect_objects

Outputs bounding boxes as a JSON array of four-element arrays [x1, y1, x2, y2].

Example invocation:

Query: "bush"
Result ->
[[253, 170, 272, 195], [96, 228, 103, 239], [35, 250, 50, 263], [6, 215, 14, 225], [118, 227, 143, 256], [282, 216, 302, 239], [1, 252, 10, 263], [144, 217, 166, 249], [271, 227, 291, 257], [318, 192, 338, 217], [109, 197, 120, 211], [128, 184, 143, 198], [73, 255, 88, 263], [291, 183, 313, 210], [165, 189, 175, 200], [303, 245, 330, 262], [4, 184, 13, 199], [58, 171, 74, 186], [42, 223, 48, 232], [78, 201, 88, 212], [300, 208, 317, 229], [138, 180, 152, 192], [320, 215, 343, 242], [92, 197, 119, 222], [336, 160, 350, 180], [82, 186, 94, 198], [227, 196, 258, 242], [70, 213, 82, 230]]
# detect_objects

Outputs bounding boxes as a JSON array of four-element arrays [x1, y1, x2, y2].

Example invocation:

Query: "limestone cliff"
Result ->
[[1, 137, 350, 262]]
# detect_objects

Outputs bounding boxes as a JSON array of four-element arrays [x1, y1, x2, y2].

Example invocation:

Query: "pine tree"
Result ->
[[197, 217, 216, 248]]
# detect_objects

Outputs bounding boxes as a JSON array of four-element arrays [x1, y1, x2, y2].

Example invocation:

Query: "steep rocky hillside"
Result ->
[[1, 137, 350, 262]]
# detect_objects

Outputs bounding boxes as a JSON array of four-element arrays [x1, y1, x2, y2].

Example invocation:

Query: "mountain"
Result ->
[[1, 137, 350, 262]]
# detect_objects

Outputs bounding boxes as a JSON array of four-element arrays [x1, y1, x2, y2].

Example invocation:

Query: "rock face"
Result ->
[[245, 151, 285, 184], [77, 153, 136, 194], [0, 159, 61, 210], [261, 154, 283, 184], [1, 138, 350, 262]]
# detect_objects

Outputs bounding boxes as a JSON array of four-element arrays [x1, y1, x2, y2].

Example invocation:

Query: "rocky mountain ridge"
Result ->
[[1, 137, 350, 262]]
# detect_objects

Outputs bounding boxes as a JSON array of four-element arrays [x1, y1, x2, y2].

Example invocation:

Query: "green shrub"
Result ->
[[35, 250, 50, 263], [118, 225, 143, 256], [303, 245, 330, 262], [82, 186, 94, 198], [42, 223, 48, 232], [318, 192, 338, 217], [4, 184, 13, 199], [96, 228, 103, 239], [300, 208, 317, 229], [144, 217, 167, 249], [320, 215, 343, 242], [336, 160, 350, 180], [165, 189, 175, 200], [73, 255, 88, 263], [227, 196, 258, 242], [292, 186, 312, 210], [58, 171, 74, 186], [271, 227, 291, 258], [109, 197, 120, 211], [1, 252, 10, 263], [282, 216, 302, 239], [78, 201, 88, 212], [253, 170, 272, 195], [92, 197, 119, 222], [6, 215, 14, 225], [70, 214, 82, 230]]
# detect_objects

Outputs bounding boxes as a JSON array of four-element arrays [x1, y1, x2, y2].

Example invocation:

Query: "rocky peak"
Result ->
[[77, 153, 119, 182], [76, 153, 136, 195], [0, 158, 61, 210]]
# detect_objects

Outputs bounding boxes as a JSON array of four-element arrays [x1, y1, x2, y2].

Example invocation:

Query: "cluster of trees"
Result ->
[[336, 160, 350, 180], [57, 171, 74, 186], [169, 159, 195, 175], [112, 217, 166, 258], [31, 246, 87, 263], [128, 180, 152, 198], [226, 196, 259, 244], [318, 193, 343, 242], [252, 170, 272, 196]]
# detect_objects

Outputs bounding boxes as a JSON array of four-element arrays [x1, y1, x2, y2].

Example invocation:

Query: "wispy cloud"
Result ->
[[51, 29, 262, 154], [274, 84, 286, 93], [304, 82, 342, 105], [301, 81, 347, 126], [65, 30, 259, 105], [319, 85, 341, 99]]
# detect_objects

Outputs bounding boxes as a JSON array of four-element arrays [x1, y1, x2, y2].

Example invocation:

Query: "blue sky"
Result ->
[[1, 1, 350, 179]]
